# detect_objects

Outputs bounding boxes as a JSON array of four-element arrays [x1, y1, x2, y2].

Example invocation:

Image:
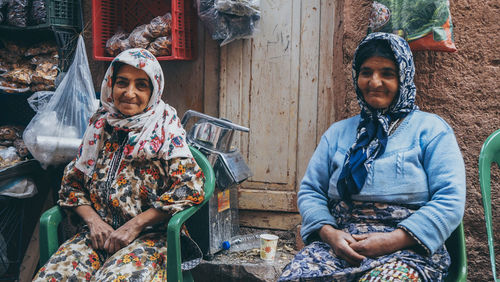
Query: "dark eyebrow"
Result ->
[[115, 75, 129, 81], [381, 67, 397, 72]]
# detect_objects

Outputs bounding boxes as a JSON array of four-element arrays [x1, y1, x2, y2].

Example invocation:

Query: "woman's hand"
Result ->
[[103, 207, 171, 254], [74, 205, 115, 250], [88, 219, 115, 250], [349, 229, 417, 258], [319, 225, 366, 266], [104, 219, 142, 254]]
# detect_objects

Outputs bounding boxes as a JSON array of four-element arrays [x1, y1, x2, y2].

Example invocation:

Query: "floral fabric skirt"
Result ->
[[279, 201, 451, 282], [33, 229, 202, 281]]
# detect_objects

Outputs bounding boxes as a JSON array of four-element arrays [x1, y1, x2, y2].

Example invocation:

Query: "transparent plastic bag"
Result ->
[[23, 36, 97, 167], [215, 0, 260, 17], [197, 0, 260, 46], [147, 13, 172, 38], [368, 0, 456, 52], [105, 27, 130, 56], [27, 90, 55, 112], [128, 24, 153, 49], [147, 36, 172, 56]]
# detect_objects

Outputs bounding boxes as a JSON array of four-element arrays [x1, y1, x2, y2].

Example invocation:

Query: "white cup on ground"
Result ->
[[259, 234, 279, 261]]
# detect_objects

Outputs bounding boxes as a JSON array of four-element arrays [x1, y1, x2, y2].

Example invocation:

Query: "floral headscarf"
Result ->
[[75, 48, 192, 176], [336, 32, 419, 200]]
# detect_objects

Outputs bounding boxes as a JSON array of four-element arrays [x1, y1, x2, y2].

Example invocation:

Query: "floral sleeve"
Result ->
[[58, 160, 92, 207], [154, 157, 205, 214]]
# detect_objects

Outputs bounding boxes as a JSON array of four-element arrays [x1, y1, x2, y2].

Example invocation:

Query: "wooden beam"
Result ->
[[238, 189, 298, 212], [239, 210, 301, 230]]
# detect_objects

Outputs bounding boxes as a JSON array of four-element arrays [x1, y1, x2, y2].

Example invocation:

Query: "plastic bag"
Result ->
[[368, 0, 456, 52], [146, 13, 172, 38], [29, 0, 46, 25], [23, 36, 97, 167], [147, 36, 172, 56], [198, 0, 260, 46], [105, 27, 130, 56], [27, 91, 55, 112], [7, 0, 28, 27], [0, 0, 7, 24], [215, 0, 260, 17], [0, 177, 37, 198], [128, 24, 153, 49]]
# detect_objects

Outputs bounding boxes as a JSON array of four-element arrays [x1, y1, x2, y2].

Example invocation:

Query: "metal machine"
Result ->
[[182, 110, 252, 259]]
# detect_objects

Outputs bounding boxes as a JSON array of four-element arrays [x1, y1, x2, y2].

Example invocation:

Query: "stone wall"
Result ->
[[333, 0, 500, 280]]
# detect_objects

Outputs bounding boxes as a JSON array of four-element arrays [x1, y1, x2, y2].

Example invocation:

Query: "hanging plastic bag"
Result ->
[[27, 90, 55, 112], [368, 0, 456, 52], [23, 35, 97, 167], [197, 0, 260, 46]]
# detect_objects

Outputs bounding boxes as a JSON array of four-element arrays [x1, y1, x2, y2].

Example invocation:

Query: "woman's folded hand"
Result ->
[[104, 219, 142, 254], [350, 229, 417, 258], [319, 225, 366, 266]]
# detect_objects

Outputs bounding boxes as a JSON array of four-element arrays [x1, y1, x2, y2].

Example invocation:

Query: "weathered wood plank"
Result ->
[[247, 0, 295, 185], [317, 0, 336, 139], [238, 189, 297, 212], [296, 0, 321, 185], [203, 29, 220, 117], [239, 210, 302, 230]]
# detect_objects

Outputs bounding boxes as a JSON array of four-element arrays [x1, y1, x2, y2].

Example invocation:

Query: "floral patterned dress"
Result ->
[[33, 122, 205, 281]]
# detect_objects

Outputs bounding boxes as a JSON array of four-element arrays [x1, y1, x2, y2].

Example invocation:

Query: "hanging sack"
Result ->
[[23, 35, 97, 167], [368, 0, 456, 52]]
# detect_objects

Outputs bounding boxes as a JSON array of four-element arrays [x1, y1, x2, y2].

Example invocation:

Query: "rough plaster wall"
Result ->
[[335, 1, 500, 280]]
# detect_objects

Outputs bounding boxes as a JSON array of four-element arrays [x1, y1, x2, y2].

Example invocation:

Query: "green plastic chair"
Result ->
[[479, 128, 500, 282], [444, 221, 468, 282], [39, 146, 215, 282]]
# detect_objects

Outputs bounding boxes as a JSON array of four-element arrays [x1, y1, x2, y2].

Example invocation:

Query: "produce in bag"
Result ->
[[368, 0, 456, 52], [0, 0, 7, 23], [128, 24, 153, 49], [197, 0, 261, 46], [7, 0, 28, 27], [146, 13, 172, 38], [105, 27, 130, 56], [23, 36, 98, 167], [147, 36, 172, 56], [30, 0, 46, 25]]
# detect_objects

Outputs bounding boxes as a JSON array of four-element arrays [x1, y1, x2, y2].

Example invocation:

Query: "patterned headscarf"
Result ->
[[75, 48, 192, 176], [336, 32, 419, 200]]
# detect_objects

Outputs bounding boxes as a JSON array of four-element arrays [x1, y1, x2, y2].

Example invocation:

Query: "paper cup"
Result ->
[[260, 234, 279, 261]]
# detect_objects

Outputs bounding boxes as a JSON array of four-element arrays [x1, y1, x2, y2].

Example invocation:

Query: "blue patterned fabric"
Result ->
[[337, 32, 419, 200], [279, 201, 450, 282]]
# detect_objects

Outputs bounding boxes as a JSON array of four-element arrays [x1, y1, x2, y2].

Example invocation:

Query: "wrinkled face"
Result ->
[[112, 64, 152, 116], [357, 56, 399, 109]]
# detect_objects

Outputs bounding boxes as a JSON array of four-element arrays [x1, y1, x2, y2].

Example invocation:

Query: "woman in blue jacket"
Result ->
[[279, 32, 465, 281]]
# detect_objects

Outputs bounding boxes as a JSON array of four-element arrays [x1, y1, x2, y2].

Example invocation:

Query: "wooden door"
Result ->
[[219, 0, 336, 230]]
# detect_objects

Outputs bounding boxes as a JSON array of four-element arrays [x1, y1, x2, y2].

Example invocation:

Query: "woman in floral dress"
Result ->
[[34, 48, 205, 281]]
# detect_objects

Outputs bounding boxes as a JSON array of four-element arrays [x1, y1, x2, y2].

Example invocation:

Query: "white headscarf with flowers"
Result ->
[[74, 48, 192, 176]]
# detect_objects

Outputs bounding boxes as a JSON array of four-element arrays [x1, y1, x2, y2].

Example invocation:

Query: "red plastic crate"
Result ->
[[92, 0, 195, 61]]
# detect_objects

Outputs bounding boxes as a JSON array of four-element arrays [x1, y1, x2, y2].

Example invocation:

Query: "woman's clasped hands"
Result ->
[[319, 225, 416, 266]]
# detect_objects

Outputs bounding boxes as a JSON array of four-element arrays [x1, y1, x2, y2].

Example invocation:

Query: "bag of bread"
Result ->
[[128, 24, 153, 49], [147, 36, 172, 57], [105, 27, 130, 56], [147, 13, 172, 38]]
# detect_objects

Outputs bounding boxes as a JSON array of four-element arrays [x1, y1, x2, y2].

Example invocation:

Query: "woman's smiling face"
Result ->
[[357, 56, 399, 109], [112, 64, 152, 116]]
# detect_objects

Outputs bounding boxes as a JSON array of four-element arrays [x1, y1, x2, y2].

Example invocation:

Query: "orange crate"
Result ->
[[92, 0, 195, 61]]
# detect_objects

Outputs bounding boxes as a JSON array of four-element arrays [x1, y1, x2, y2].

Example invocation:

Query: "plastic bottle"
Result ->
[[221, 233, 262, 252]]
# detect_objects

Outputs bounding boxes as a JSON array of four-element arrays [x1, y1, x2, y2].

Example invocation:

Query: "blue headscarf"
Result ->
[[336, 32, 419, 200]]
